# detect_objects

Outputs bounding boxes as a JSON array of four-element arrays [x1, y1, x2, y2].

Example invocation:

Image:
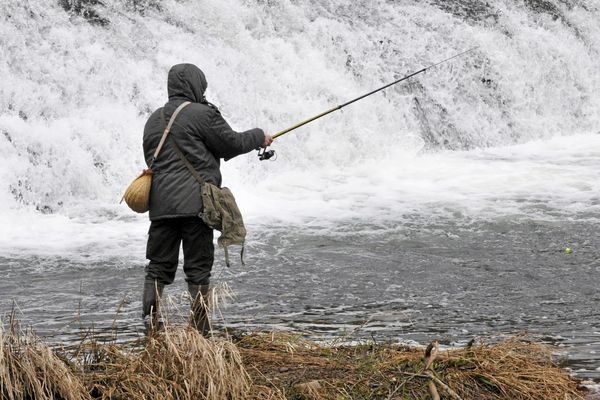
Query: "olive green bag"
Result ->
[[170, 136, 246, 267]]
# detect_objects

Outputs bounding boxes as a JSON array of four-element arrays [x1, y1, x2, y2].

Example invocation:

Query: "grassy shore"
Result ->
[[0, 316, 590, 400]]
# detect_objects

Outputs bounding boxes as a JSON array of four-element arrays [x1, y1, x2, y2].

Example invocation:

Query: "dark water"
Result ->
[[1, 216, 599, 382]]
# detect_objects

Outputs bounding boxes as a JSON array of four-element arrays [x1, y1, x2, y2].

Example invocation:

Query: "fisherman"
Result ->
[[141, 63, 272, 335]]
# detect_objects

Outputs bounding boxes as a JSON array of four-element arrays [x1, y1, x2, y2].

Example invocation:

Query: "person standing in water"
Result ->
[[141, 63, 272, 335]]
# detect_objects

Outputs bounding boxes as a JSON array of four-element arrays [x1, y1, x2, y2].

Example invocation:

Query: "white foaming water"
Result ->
[[236, 133, 600, 227], [1, 0, 599, 257]]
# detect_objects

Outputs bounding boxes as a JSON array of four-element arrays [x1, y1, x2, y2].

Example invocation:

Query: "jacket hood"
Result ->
[[167, 64, 207, 103]]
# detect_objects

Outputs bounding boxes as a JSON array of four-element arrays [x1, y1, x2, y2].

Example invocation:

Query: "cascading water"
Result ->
[[1, 0, 599, 385]]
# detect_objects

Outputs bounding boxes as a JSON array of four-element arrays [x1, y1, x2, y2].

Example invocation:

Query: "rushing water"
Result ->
[[1, 0, 599, 387]]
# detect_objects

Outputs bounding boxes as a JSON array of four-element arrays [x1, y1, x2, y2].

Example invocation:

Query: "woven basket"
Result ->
[[122, 169, 153, 213]]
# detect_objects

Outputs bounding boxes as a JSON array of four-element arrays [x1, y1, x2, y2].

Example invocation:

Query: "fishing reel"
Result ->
[[258, 147, 276, 161]]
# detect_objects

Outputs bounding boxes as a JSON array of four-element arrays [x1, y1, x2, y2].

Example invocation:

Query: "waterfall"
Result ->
[[1, 0, 599, 252]]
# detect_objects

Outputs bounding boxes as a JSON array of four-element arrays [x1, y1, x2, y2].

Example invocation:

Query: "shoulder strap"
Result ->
[[170, 136, 206, 185], [150, 101, 190, 167]]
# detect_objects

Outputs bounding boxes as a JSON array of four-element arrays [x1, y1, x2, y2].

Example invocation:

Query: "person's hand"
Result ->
[[261, 134, 273, 148]]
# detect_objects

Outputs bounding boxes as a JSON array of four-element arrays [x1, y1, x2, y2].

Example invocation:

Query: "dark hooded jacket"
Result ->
[[143, 64, 264, 221]]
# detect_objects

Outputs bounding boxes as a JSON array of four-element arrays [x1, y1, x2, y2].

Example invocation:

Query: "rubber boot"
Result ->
[[142, 278, 164, 335], [188, 283, 211, 337]]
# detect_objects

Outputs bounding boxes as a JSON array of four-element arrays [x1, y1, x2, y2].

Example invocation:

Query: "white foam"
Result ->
[[234, 133, 600, 228], [1, 0, 599, 255]]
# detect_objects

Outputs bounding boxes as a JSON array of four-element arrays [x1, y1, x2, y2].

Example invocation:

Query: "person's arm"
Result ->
[[203, 110, 270, 160]]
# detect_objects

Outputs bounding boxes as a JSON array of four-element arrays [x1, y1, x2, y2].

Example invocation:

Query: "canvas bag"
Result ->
[[121, 101, 190, 213], [165, 117, 247, 268]]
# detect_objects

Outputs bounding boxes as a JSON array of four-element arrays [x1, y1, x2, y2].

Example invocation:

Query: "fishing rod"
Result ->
[[258, 46, 478, 160]]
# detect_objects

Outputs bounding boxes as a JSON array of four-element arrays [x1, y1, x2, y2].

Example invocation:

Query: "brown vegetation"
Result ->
[[0, 317, 590, 400], [0, 319, 87, 400], [237, 332, 587, 400]]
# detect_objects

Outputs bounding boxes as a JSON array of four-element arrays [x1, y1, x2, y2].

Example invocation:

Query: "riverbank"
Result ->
[[0, 319, 590, 400], [238, 331, 587, 399]]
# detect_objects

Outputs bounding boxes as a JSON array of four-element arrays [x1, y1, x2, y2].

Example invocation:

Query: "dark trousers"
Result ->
[[145, 217, 214, 286]]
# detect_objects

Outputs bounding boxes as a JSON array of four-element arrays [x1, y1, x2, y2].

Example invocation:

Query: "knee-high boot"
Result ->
[[142, 278, 164, 333], [188, 283, 211, 336]]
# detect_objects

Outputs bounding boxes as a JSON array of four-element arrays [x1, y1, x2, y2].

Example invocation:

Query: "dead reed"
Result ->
[[0, 317, 89, 400], [0, 314, 590, 400], [433, 337, 583, 399], [237, 332, 588, 400], [77, 326, 249, 400]]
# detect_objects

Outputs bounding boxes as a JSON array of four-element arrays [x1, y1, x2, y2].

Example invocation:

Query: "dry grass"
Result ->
[[0, 315, 590, 400], [76, 326, 249, 400], [237, 332, 588, 400], [0, 317, 89, 400], [437, 338, 581, 399]]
